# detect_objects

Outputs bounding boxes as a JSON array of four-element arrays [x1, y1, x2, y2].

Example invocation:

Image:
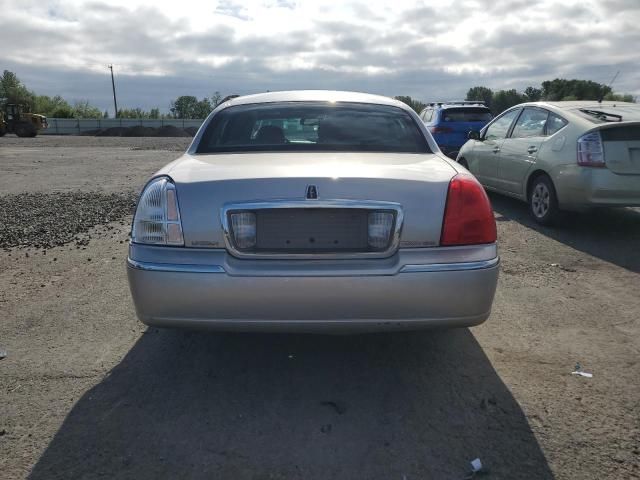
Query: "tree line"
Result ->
[[396, 79, 636, 115], [1, 69, 636, 120], [0, 70, 224, 119]]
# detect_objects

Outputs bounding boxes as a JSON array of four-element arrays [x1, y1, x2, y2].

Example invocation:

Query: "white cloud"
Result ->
[[1, 0, 638, 114]]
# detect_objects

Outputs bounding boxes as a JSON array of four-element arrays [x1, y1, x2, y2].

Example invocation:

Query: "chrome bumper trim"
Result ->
[[400, 257, 499, 273], [128, 256, 499, 275], [127, 258, 226, 273]]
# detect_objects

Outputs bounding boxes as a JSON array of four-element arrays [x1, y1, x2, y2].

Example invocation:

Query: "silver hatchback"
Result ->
[[457, 101, 640, 224]]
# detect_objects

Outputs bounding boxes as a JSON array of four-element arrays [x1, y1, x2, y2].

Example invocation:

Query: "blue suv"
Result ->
[[419, 101, 493, 158]]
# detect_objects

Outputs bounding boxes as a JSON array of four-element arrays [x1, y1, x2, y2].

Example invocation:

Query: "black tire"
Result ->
[[15, 122, 37, 138], [0, 127, 6, 137], [528, 174, 559, 225]]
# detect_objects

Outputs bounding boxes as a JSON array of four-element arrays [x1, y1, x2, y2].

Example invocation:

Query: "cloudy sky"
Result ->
[[1, 0, 638, 115]]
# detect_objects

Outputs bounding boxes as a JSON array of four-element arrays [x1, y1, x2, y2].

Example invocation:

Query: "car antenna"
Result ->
[[598, 70, 619, 103]]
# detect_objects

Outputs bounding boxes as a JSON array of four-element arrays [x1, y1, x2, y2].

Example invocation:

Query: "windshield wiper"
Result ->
[[579, 109, 623, 122]]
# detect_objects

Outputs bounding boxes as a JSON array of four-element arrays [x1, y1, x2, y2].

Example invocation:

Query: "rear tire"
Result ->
[[15, 122, 37, 138], [528, 174, 559, 225]]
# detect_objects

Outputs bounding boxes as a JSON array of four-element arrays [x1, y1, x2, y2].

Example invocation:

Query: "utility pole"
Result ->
[[108, 64, 118, 118]]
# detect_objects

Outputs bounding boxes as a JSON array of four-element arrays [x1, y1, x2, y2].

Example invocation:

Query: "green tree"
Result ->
[[33, 95, 72, 117], [211, 91, 222, 107], [524, 86, 542, 102], [118, 107, 145, 118], [491, 89, 527, 115], [73, 100, 102, 119], [170, 95, 199, 118], [394, 95, 426, 113], [51, 105, 75, 118], [465, 86, 493, 109], [170, 95, 215, 118], [603, 92, 636, 102], [116, 107, 167, 119], [541, 78, 611, 101], [0, 70, 35, 109], [194, 97, 213, 118]]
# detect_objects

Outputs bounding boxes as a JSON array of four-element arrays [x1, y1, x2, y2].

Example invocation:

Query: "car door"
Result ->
[[498, 107, 549, 195], [469, 108, 521, 188]]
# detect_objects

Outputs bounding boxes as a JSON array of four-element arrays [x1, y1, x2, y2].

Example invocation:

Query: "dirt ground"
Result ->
[[0, 136, 638, 479]]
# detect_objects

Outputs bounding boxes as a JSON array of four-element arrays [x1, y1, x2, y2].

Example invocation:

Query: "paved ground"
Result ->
[[0, 136, 638, 479]]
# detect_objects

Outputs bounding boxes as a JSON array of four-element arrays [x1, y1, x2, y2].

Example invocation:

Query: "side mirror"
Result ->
[[468, 130, 481, 141]]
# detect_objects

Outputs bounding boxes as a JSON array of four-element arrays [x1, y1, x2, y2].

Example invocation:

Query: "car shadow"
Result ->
[[490, 193, 640, 273], [29, 328, 553, 479]]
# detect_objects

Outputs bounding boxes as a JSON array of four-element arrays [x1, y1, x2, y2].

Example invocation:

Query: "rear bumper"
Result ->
[[126, 244, 499, 333], [552, 165, 640, 209]]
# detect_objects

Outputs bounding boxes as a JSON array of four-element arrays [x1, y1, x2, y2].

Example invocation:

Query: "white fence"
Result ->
[[42, 118, 205, 135]]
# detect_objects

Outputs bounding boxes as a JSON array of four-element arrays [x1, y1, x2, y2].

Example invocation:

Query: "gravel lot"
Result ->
[[0, 136, 638, 479]]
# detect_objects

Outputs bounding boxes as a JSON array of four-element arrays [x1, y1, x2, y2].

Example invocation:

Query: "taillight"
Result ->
[[577, 131, 605, 167], [430, 126, 453, 134], [441, 174, 496, 246], [132, 176, 184, 245]]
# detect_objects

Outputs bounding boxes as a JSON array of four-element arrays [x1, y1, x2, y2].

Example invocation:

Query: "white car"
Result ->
[[457, 101, 640, 224]]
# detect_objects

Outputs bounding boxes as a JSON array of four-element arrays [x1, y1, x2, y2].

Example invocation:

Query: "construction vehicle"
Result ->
[[0, 104, 48, 137]]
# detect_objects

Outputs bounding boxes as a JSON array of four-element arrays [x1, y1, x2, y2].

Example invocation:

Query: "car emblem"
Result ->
[[306, 185, 318, 199]]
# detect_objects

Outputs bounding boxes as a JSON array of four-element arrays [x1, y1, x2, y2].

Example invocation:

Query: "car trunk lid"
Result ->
[[593, 122, 640, 175], [164, 152, 457, 251]]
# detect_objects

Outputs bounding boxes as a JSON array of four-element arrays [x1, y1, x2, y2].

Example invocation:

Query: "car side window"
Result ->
[[484, 109, 520, 140], [511, 108, 549, 138], [546, 113, 568, 136], [422, 109, 433, 122]]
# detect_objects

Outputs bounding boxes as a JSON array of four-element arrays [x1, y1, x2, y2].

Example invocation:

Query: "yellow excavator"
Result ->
[[0, 104, 48, 137]]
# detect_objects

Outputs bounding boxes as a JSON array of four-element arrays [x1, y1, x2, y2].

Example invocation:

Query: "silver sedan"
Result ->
[[457, 101, 640, 224], [127, 91, 499, 332]]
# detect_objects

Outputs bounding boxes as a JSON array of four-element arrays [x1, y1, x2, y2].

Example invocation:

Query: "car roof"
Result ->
[[426, 102, 488, 109], [516, 100, 638, 111], [220, 90, 412, 111], [439, 104, 489, 109]]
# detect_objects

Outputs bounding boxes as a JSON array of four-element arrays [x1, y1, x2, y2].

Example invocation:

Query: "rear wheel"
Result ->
[[15, 122, 37, 138], [528, 174, 559, 225]]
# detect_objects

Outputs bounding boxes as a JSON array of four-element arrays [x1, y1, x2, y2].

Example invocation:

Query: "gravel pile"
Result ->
[[0, 191, 138, 249]]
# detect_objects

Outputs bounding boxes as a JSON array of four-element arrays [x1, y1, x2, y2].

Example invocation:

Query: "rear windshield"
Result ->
[[441, 108, 493, 122], [573, 105, 640, 124], [196, 102, 431, 154]]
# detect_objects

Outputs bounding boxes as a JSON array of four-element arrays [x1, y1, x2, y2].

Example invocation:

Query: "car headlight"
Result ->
[[132, 176, 184, 245]]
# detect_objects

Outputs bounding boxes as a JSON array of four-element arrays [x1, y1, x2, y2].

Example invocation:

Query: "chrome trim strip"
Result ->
[[127, 258, 226, 273], [128, 256, 498, 275], [400, 257, 499, 273], [220, 199, 404, 260]]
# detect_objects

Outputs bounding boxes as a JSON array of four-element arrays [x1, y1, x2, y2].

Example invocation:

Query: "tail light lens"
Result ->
[[577, 131, 605, 167], [441, 174, 496, 246], [368, 211, 394, 249], [230, 212, 256, 249], [132, 177, 184, 245], [430, 126, 453, 134]]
